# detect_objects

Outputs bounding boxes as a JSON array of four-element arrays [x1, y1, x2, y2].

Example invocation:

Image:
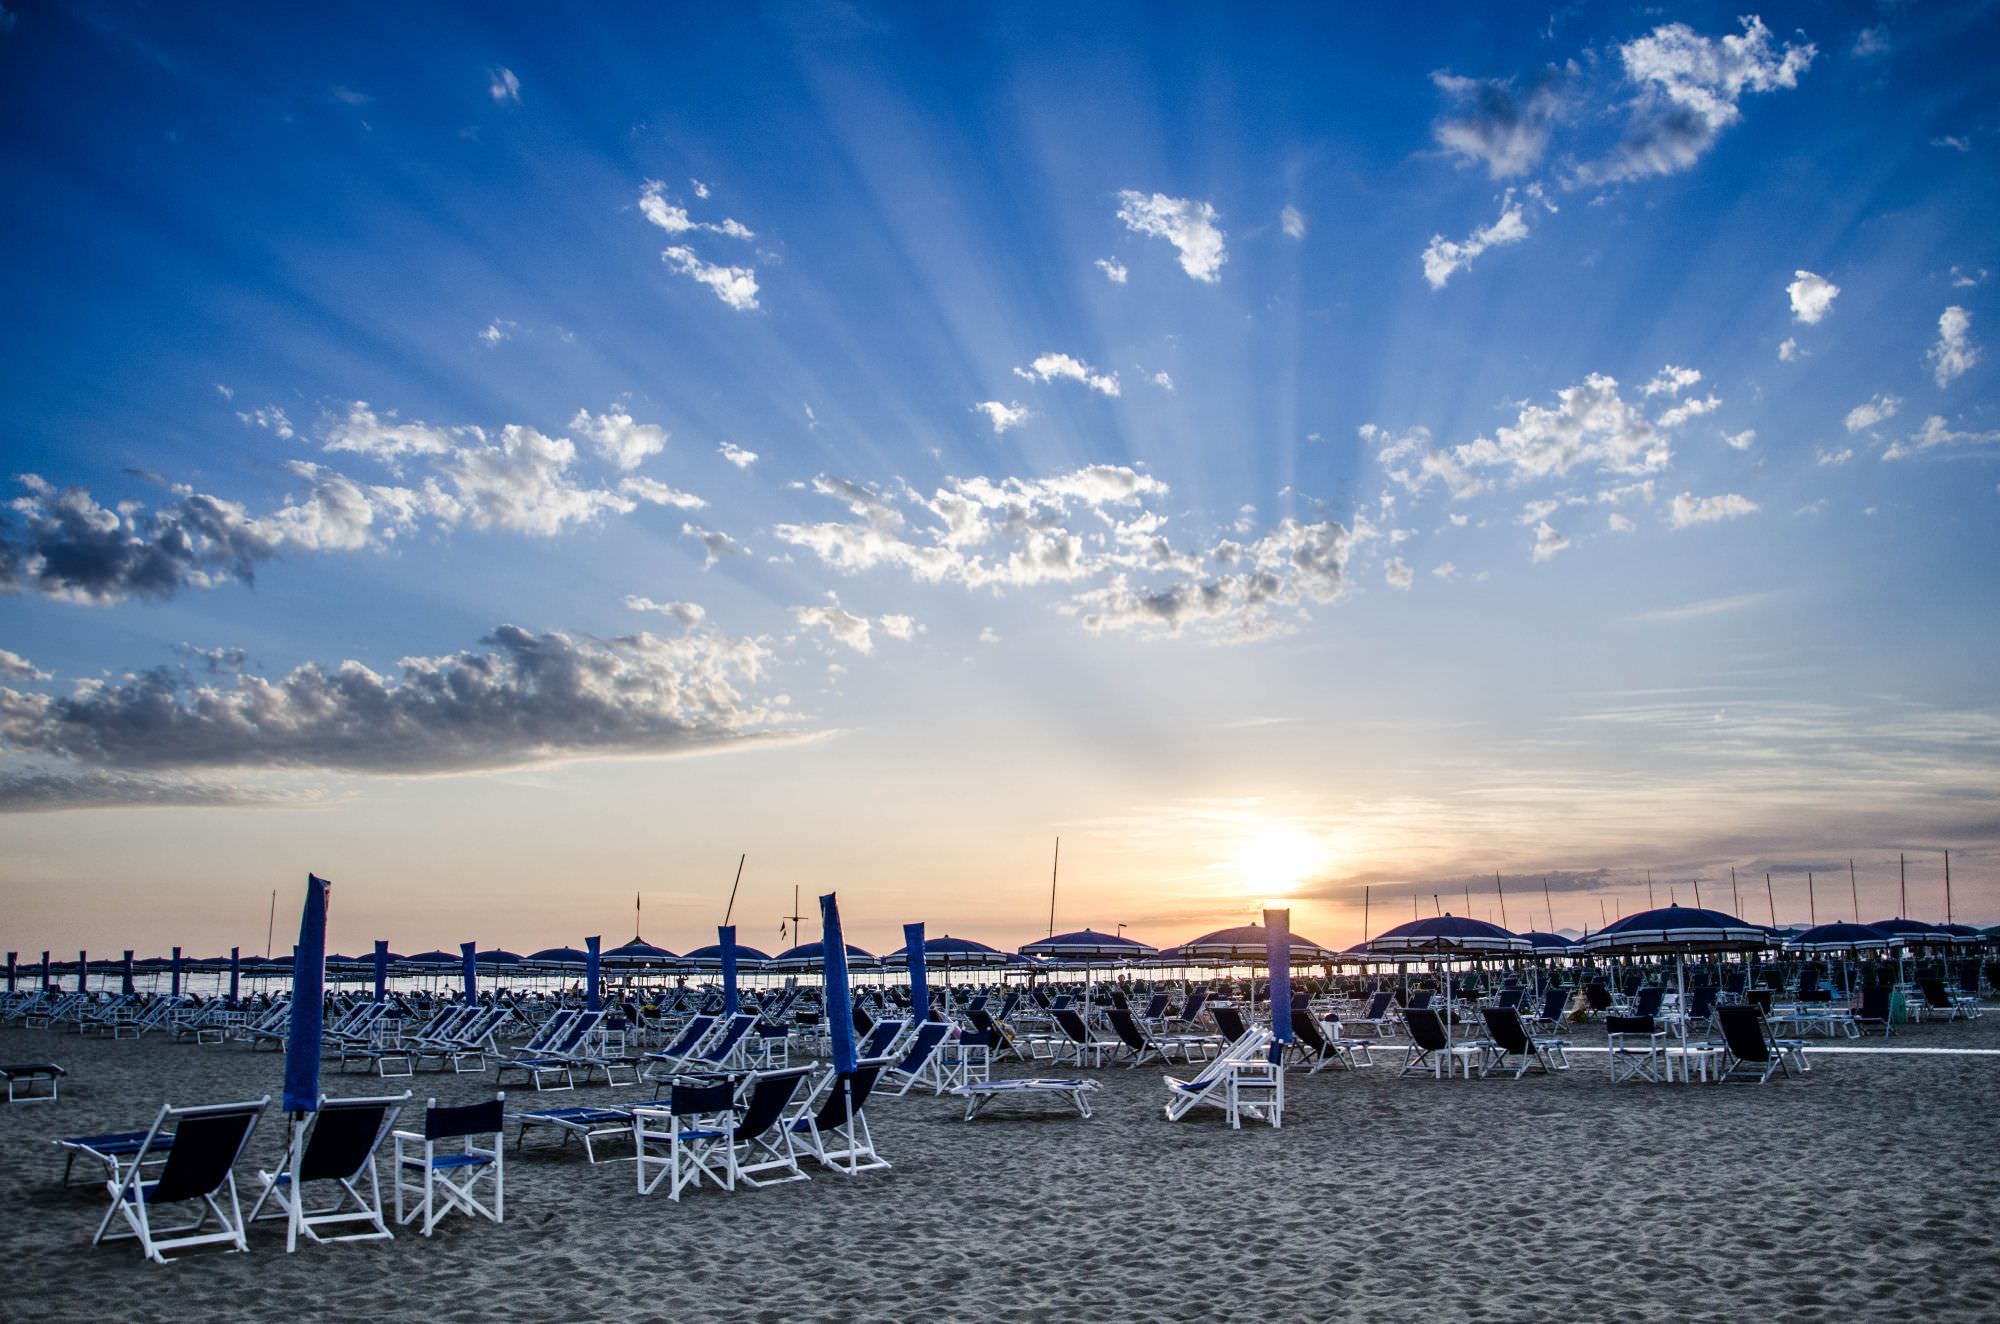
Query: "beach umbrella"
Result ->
[[1522, 931, 1575, 953], [680, 943, 773, 970], [284, 874, 331, 1115], [881, 936, 1011, 969], [601, 938, 678, 970], [904, 922, 928, 1023], [1934, 923, 1985, 947], [1577, 904, 1767, 1044], [477, 949, 525, 969], [373, 941, 389, 1001], [1785, 923, 1900, 953], [766, 941, 877, 973], [403, 950, 457, 966], [719, 925, 740, 1017], [527, 946, 588, 967], [121, 949, 135, 996], [76, 948, 86, 992], [1266, 908, 1294, 1051], [1368, 915, 1530, 1051], [170, 946, 182, 996], [821, 894, 857, 1074], [460, 942, 477, 1002], [585, 935, 602, 1012], [1019, 928, 1161, 960], [4, 951, 14, 993], [1179, 924, 1341, 964], [230, 946, 241, 1000], [41, 950, 51, 990]]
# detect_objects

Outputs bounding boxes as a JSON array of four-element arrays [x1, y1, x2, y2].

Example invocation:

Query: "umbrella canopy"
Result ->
[[1368, 915, 1532, 956], [1018, 928, 1161, 960], [767, 941, 877, 972], [402, 950, 457, 966], [1178, 924, 1339, 963], [1934, 923, 1986, 946], [1785, 922, 1901, 953], [1868, 918, 1956, 945], [601, 937, 679, 968], [881, 936, 1010, 968], [1574, 904, 1769, 954], [476, 949, 525, 967], [527, 946, 588, 967], [1522, 930, 1575, 952], [681, 942, 773, 970]]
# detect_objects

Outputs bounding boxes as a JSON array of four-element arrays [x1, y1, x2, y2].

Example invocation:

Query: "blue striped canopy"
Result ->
[[1575, 904, 1767, 953], [1368, 915, 1531, 956]]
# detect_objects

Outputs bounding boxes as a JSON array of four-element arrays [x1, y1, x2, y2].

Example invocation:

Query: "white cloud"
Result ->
[[691, 179, 710, 199], [977, 627, 1000, 644], [1951, 266, 1988, 288], [1530, 520, 1570, 561], [1669, 491, 1759, 528], [1628, 591, 1773, 623], [878, 614, 919, 641], [681, 523, 747, 568], [661, 246, 759, 311], [215, 383, 234, 400], [238, 405, 295, 440], [570, 406, 668, 470], [324, 401, 466, 462], [1422, 188, 1543, 288], [638, 180, 753, 241], [1778, 337, 1800, 362], [1430, 69, 1567, 178], [1932, 135, 1971, 153], [479, 320, 512, 346], [1655, 393, 1720, 429], [1280, 204, 1307, 239], [1586, 17, 1816, 183], [1788, 270, 1839, 324], [488, 67, 521, 103], [1448, 513, 1469, 527], [625, 596, 706, 628], [973, 401, 1031, 433], [1844, 394, 1901, 433], [717, 441, 759, 469], [1431, 561, 1457, 579], [1116, 191, 1227, 283], [793, 598, 877, 654], [1852, 27, 1889, 57], [1607, 512, 1635, 533], [1929, 305, 1978, 387], [1643, 365, 1702, 396], [618, 476, 706, 510], [1384, 557, 1414, 590], [1814, 447, 1852, 466], [0, 649, 51, 681], [438, 425, 636, 535], [1014, 352, 1119, 396], [1366, 424, 1489, 500], [1094, 257, 1128, 284], [1724, 430, 1756, 451], [1150, 370, 1174, 391], [1883, 415, 2000, 461]]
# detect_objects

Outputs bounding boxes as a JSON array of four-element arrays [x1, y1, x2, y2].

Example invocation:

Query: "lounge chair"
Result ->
[[392, 1096, 506, 1236], [787, 1057, 892, 1174], [1289, 1010, 1371, 1072], [1917, 977, 1977, 1022], [514, 1105, 636, 1164], [731, 1066, 818, 1187], [1477, 1007, 1569, 1079], [93, 1097, 269, 1264], [878, 1020, 955, 1097], [1345, 991, 1400, 1038], [1107, 1008, 1218, 1067], [1398, 1007, 1489, 1079], [496, 1010, 603, 1090], [1714, 1004, 1796, 1084], [2, 1062, 65, 1103], [1852, 985, 1893, 1038], [1162, 1027, 1282, 1128], [248, 1092, 410, 1252], [641, 1014, 718, 1080]]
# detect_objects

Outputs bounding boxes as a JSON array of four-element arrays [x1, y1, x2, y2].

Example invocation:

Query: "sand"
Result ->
[[4, 1011, 1999, 1323]]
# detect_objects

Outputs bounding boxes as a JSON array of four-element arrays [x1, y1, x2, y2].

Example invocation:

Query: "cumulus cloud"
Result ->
[[624, 596, 706, 627], [1584, 17, 1815, 184], [1883, 415, 2000, 461], [0, 770, 307, 814], [1280, 205, 1307, 238], [1422, 188, 1547, 288], [1094, 257, 1128, 284], [638, 180, 753, 241], [238, 405, 295, 439], [1929, 305, 1978, 387], [570, 406, 668, 470], [1844, 394, 1901, 433], [488, 67, 521, 103], [0, 625, 782, 776], [1778, 337, 1800, 362], [1814, 447, 1852, 466], [1643, 365, 1702, 397], [717, 441, 758, 469], [661, 246, 759, 311], [1669, 491, 1759, 528], [682, 523, 748, 567], [1788, 270, 1840, 324], [618, 476, 706, 510], [1430, 68, 1568, 178], [792, 598, 877, 654], [1116, 191, 1227, 283], [1073, 518, 1354, 642], [1530, 520, 1570, 562], [1724, 430, 1757, 451], [1655, 393, 1720, 429], [1, 476, 287, 604], [0, 649, 51, 681], [1014, 353, 1119, 396], [973, 401, 1031, 433], [1398, 372, 1679, 496], [1384, 557, 1414, 590]]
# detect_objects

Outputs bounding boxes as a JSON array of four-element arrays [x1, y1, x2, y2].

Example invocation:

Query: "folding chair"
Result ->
[[392, 1096, 506, 1236], [1605, 1014, 1665, 1082], [634, 1079, 737, 1200], [1477, 1007, 1569, 1079], [93, 1097, 269, 1264], [249, 1092, 410, 1252]]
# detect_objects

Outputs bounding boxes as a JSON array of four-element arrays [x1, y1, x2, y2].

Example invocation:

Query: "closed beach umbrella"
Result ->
[[42, 950, 52, 990], [373, 940, 390, 1001], [284, 874, 331, 1115], [460, 942, 477, 1001], [821, 894, 857, 1074], [904, 922, 928, 1022], [121, 949, 135, 996], [585, 935, 602, 1012], [170, 946, 182, 996], [230, 946, 241, 1000], [77, 948, 87, 992], [719, 925, 740, 1018], [1266, 908, 1293, 1050]]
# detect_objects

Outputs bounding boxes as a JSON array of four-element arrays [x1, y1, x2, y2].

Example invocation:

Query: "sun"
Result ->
[[1232, 826, 1327, 894]]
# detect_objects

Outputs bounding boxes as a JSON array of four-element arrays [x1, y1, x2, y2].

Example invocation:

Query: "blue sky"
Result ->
[[2, 2, 1996, 954]]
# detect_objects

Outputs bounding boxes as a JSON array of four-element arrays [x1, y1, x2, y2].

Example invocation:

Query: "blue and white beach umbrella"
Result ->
[[1265, 908, 1293, 1052], [719, 925, 739, 1018], [821, 894, 857, 1074], [283, 874, 331, 1116], [904, 922, 927, 1023]]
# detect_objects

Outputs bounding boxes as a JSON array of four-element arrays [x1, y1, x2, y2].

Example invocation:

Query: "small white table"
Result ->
[[1661, 1045, 1723, 1083]]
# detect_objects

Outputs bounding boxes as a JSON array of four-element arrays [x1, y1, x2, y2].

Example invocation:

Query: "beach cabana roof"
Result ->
[[1018, 928, 1160, 960], [1574, 904, 1768, 953], [681, 942, 772, 970], [881, 936, 1010, 968], [1785, 922, 1901, 953], [767, 941, 878, 972], [1176, 924, 1338, 963], [1368, 915, 1531, 956]]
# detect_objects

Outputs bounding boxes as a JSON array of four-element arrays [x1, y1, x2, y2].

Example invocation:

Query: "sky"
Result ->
[[2, 1, 1997, 959]]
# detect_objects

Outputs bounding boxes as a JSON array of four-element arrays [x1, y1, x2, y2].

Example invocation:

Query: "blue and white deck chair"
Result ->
[[641, 1014, 717, 1080], [731, 1066, 816, 1187], [634, 1078, 737, 1200], [878, 1020, 955, 1097], [93, 1096, 269, 1264], [392, 1095, 506, 1236], [248, 1091, 410, 1251], [1162, 1028, 1282, 1129], [788, 1057, 893, 1175], [854, 1017, 909, 1061]]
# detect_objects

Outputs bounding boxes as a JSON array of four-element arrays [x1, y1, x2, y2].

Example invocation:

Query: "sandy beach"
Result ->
[[5, 1013, 1998, 1323]]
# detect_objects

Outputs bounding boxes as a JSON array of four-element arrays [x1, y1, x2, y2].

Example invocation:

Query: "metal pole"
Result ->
[[1849, 860, 1860, 924], [1731, 867, 1740, 915], [1944, 850, 1952, 925], [1496, 872, 1507, 930], [1899, 853, 1907, 918], [1765, 873, 1776, 927], [1807, 872, 1816, 927], [1047, 838, 1060, 939]]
